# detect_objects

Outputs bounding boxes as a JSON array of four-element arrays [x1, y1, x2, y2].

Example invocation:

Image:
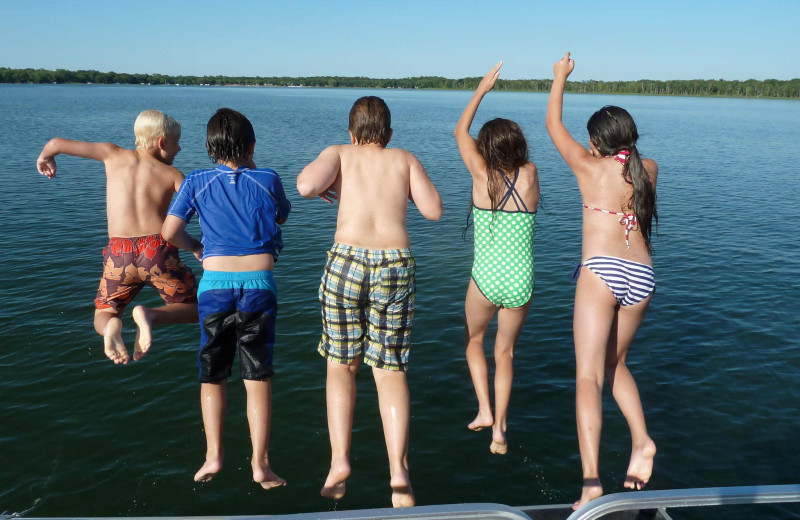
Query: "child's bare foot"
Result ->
[[624, 438, 656, 490], [132, 305, 154, 361], [489, 427, 507, 455], [252, 457, 286, 490], [103, 317, 129, 364], [573, 478, 603, 510], [468, 411, 494, 431], [390, 470, 415, 508], [194, 457, 222, 482], [321, 462, 350, 500]]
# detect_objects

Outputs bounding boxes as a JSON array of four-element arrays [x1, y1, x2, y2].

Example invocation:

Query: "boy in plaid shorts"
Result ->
[[297, 96, 442, 507]]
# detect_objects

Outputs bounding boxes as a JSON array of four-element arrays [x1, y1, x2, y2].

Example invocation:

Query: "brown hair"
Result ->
[[349, 96, 391, 146], [477, 118, 529, 212]]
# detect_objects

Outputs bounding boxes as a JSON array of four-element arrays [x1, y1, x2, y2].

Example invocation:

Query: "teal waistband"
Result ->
[[198, 270, 276, 296]]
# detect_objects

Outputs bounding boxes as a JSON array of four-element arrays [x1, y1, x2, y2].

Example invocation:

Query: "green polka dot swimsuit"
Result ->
[[471, 169, 536, 308]]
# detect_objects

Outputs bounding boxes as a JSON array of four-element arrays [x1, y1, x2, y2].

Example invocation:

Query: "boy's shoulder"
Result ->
[[339, 144, 418, 162], [185, 165, 224, 181], [248, 166, 280, 176], [183, 165, 283, 186]]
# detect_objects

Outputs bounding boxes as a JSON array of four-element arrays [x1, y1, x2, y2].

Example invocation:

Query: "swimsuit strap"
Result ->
[[497, 169, 530, 212], [582, 204, 637, 249], [613, 149, 630, 165]]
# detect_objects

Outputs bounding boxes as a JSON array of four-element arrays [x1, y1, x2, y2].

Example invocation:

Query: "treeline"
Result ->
[[2, 67, 799, 99]]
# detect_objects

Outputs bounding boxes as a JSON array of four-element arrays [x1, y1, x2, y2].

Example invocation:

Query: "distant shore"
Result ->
[[2, 67, 798, 99]]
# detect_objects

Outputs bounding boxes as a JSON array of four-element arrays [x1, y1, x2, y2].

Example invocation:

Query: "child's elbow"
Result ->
[[425, 201, 443, 221], [296, 176, 316, 199], [161, 228, 176, 243], [161, 222, 177, 243]]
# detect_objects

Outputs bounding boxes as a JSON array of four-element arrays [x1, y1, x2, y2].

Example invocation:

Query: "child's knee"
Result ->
[[494, 344, 514, 360]]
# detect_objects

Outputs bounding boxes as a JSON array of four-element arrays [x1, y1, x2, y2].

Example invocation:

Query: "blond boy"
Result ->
[[36, 109, 198, 365], [297, 96, 442, 507]]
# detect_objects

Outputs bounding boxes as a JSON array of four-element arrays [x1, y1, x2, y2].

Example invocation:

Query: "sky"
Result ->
[[2, 0, 798, 82]]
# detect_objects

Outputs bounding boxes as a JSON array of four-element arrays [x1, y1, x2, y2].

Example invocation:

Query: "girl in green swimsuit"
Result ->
[[454, 61, 540, 455]]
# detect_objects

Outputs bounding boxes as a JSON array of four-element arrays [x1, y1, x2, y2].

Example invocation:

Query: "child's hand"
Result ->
[[477, 61, 503, 94], [37, 155, 57, 178], [554, 52, 575, 80], [319, 188, 338, 204], [192, 246, 203, 262]]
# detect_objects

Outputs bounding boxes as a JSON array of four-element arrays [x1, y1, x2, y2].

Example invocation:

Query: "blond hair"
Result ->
[[134, 109, 181, 149]]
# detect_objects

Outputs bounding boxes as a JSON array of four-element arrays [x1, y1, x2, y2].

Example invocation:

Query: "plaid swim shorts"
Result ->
[[318, 243, 415, 371]]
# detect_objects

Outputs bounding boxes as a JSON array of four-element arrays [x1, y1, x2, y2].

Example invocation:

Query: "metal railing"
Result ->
[[567, 484, 800, 520]]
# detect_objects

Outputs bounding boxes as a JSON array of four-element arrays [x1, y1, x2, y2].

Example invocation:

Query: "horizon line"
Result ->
[[1, 66, 798, 84]]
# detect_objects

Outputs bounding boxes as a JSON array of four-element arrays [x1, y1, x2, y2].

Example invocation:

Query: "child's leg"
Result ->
[[244, 377, 286, 489], [132, 302, 198, 361], [321, 359, 359, 499], [94, 308, 129, 364], [372, 366, 414, 508], [572, 267, 617, 510], [490, 300, 531, 454], [134, 240, 199, 360], [464, 279, 496, 430], [195, 381, 226, 482], [604, 300, 656, 491]]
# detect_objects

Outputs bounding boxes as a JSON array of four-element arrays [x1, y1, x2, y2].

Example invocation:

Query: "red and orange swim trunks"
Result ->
[[95, 234, 197, 313]]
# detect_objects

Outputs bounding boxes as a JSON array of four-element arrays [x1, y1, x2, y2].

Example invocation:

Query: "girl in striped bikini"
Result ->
[[546, 53, 658, 510], [455, 61, 540, 455]]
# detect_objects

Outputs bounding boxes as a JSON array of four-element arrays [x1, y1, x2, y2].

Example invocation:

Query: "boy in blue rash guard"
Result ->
[[162, 108, 290, 490]]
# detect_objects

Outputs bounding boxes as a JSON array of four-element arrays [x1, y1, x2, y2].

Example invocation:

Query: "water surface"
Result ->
[[0, 85, 798, 519]]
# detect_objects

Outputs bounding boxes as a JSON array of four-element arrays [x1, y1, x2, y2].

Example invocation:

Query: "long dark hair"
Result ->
[[587, 106, 657, 253], [477, 118, 529, 211]]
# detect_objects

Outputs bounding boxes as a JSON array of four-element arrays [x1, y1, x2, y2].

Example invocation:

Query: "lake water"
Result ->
[[0, 85, 799, 520]]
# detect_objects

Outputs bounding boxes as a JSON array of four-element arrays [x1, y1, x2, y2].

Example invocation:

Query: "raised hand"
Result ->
[[554, 52, 575, 80], [477, 61, 503, 94]]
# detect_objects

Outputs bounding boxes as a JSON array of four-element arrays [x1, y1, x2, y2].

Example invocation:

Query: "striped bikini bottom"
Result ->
[[572, 256, 655, 307]]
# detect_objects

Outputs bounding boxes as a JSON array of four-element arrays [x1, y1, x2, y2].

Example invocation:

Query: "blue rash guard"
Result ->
[[168, 165, 291, 260]]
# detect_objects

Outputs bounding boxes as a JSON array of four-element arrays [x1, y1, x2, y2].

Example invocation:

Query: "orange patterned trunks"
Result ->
[[95, 234, 198, 313]]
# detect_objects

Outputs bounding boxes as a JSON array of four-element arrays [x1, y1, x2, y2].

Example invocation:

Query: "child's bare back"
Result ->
[[101, 147, 184, 238], [316, 143, 440, 249]]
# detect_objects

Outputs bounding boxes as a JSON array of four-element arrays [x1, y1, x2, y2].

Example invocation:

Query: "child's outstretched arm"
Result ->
[[454, 61, 502, 178], [36, 138, 118, 178], [297, 146, 341, 203], [545, 53, 593, 175]]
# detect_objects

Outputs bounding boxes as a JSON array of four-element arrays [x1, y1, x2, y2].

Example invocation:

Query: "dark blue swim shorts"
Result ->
[[197, 270, 277, 383]]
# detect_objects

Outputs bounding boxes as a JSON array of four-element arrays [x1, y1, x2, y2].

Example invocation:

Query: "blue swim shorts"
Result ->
[[197, 270, 277, 383]]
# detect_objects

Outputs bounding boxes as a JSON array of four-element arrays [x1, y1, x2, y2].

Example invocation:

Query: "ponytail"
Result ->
[[624, 145, 657, 254]]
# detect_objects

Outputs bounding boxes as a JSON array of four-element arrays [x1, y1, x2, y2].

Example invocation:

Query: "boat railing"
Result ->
[[564, 484, 800, 520], [4, 484, 800, 520]]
